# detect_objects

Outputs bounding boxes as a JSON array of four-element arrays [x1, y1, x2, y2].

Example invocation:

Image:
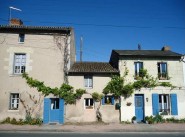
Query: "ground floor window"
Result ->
[[10, 93, 19, 110], [153, 93, 178, 116], [159, 94, 170, 115], [102, 96, 115, 105], [84, 98, 94, 109]]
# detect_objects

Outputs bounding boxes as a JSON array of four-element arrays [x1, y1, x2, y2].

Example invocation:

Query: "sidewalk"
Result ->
[[0, 123, 185, 132]]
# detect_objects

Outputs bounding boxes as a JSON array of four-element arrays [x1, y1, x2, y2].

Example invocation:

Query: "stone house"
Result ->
[[0, 19, 76, 123], [67, 62, 119, 123], [109, 47, 185, 122]]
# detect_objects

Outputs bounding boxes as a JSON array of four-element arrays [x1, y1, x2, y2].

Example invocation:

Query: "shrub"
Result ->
[[10, 118, 17, 125], [92, 92, 103, 102]]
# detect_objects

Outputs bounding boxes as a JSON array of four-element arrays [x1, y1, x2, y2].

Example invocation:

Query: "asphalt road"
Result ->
[[0, 132, 185, 137]]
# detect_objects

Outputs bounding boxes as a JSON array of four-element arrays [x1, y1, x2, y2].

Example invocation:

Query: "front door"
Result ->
[[135, 94, 144, 122], [43, 98, 64, 124]]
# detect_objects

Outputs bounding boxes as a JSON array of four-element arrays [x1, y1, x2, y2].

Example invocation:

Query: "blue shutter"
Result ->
[[102, 97, 105, 105], [43, 98, 50, 124], [111, 96, 115, 105], [152, 94, 159, 115], [59, 98, 64, 124], [171, 94, 178, 115]]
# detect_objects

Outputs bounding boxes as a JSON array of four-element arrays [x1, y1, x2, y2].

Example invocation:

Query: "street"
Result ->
[[0, 132, 185, 137]]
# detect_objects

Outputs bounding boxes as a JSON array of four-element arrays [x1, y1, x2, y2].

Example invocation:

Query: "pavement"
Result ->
[[1, 122, 185, 133]]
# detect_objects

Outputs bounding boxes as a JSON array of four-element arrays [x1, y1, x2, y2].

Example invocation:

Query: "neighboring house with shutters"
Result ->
[[67, 62, 119, 123], [109, 47, 185, 122], [0, 19, 76, 124]]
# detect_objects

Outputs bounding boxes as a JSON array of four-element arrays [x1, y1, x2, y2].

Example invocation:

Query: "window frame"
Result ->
[[158, 94, 170, 115], [84, 75, 93, 88], [10, 93, 19, 110], [134, 62, 143, 79], [13, 53, 26, 75], [18, 34, 25, 43], [157, 62, 168, 80], [84, 98, 94, 109]]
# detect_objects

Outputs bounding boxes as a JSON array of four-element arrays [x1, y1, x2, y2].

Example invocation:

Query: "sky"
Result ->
[[0, 0, 185, 62]]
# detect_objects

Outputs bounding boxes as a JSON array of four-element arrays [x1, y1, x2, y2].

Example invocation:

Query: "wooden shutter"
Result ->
[[152, 94, 159, 115], [170, 94, 178, 115]]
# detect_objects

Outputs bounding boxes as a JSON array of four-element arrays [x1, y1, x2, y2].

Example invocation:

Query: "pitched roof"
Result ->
[[113, 50, 182, 57], [0, 25, 72, 34], [68, 62, 119, 74]]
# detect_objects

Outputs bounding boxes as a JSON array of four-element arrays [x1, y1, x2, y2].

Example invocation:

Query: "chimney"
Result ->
[[162, 46, 171, 51], [10, 18, 23, 26]]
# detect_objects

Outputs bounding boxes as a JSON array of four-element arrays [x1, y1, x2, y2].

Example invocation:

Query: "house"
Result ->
[[109, 47, 185, 122], [0, 19, 76, 124], [67, 62, 119, 123]]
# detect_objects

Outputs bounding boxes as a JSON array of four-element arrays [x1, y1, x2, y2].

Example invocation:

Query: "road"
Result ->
[[0, 132, 185, 137]]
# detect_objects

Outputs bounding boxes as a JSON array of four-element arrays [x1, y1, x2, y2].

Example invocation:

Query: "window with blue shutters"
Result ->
[[152, 93, 178, 116], [102, 96, 114, 105]]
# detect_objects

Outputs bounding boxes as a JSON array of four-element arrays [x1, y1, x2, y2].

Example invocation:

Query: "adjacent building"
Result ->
[[0, 19, 75, 123], [109, 47, 185, 122]]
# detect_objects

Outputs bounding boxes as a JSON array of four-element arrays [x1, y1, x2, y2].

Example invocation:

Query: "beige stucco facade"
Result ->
[[118, 57, 185, 122], [0, 29, 75, 121], [67, 74, 120, 123]]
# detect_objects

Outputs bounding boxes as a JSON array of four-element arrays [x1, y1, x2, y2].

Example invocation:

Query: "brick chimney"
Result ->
[[10, 18, 23, 26], [162, 46, 171, 51]]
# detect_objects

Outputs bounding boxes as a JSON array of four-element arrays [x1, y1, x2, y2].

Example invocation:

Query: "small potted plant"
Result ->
[[131, 116, 137, 124]]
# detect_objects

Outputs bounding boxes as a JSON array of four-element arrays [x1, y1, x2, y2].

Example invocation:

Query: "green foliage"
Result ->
[[75, 89, 86, 99], [131, 116, 136, 121], [92, 92, 103, 102], [103, 75, 124, 97], [139, 69, 148, 78], [158, 82, 175, 89], [22, 73, 85, 104], [122, 83, 134, 98]]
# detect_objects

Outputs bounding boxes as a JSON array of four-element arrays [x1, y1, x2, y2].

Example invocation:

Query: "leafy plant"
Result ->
[[131, 116, 136, 121], [92, 92, 103, 102], [22, 73, 85, 104]]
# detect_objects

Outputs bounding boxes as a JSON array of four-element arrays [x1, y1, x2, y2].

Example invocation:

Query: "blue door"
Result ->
[[43, 98, 64, 124], [135, 95, 144, 122]]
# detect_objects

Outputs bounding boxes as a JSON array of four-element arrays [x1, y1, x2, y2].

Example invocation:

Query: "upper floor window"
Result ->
[[14, 54, 26, 74], [19, 34, 25, 43], [10, 93, 19, 110], [157, 62, 168, 80], [84, 75, 93, 88], [134, 62, 143, 79]]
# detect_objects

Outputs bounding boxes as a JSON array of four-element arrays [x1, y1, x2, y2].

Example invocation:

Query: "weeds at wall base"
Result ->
[[0, 117, 43, 126]]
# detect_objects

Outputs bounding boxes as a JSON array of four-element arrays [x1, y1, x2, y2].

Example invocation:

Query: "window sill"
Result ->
[[159, 79, 170, 82], [9, 74, 23, 77], [18, 42, 24, 44], [84, 87, 93, 89], [8, 110, 19, 112]]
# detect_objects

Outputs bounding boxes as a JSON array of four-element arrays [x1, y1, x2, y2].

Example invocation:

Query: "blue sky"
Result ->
[[0, 0, 185, 62]]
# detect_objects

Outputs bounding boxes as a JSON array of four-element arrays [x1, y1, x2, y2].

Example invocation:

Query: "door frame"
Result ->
[[134, 94, 145, 122]]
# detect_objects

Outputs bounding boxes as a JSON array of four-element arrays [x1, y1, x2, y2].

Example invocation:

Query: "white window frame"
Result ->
[[84, 98, 94, 109], [84, 75, 93, 88], [14, 53, 26, 74], [18, 34, 25, 43], [158, 62, 168, 79], [134, 62, 143, 78], [10, 93, 19, 110], [159, 94, 170, 115]]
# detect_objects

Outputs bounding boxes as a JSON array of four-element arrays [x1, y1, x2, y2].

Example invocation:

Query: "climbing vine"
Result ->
[[103, 68, 175, 98], [22, 73, 85, 104]]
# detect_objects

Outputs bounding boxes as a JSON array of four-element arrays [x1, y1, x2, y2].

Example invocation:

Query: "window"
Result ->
[[10, 93, 19, 110], [159, 94, 170, 115], [152, 93, 178, 116], [102, 96, 115, 105], [19, 34, 25, 43], [84, 75, 93, 88], [134, 62, 143, 79], [51, 98, 59, 110], [14, 54, 26, 74], [157, 62, 168, 80], [84, 98, 94, 109]]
